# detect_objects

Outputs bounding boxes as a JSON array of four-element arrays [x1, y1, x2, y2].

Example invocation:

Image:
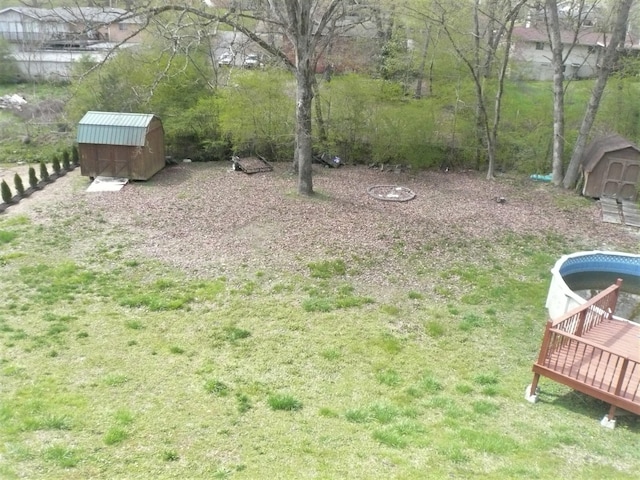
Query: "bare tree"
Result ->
[[261, 0, 348, 195], [538, 0, 603, 186], [546, 0, 567, 186], [58, 0, 366, 195], [419, 0, 527, 179], [413, 21, 440, 98], [563, 0, 635, 189]]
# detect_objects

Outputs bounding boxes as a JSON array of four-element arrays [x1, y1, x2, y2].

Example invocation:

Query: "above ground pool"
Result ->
[[546, 251, 640, 322]]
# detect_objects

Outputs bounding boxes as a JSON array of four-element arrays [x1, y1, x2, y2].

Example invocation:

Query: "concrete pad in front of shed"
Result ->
[[86, 176, 128, 193]]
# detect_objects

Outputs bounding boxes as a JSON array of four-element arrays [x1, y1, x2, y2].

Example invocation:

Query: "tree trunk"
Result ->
[[312, 76, 327, 142], [473, 0, 486, 173], [490, 9, 519, 177], [563, 0, 634, 189], [546, 0, 566, 186], [296, 63, 314, 195], [414, 22, 431, 99]]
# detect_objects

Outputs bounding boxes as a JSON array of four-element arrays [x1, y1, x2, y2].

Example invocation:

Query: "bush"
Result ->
[[1, 180, 12, 203], [39, 162, 50, 182], [72, 145, 80, 166], [52, 155, 61, 174], [62, 149, 71, 170], [28, 166, 38, 188], [14, 173, 25, 196], [0, 38, 21, 84]]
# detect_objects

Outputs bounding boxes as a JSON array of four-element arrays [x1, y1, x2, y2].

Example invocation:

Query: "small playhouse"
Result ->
[[581, 134, 640, 201], [77, 111, 165, 181]]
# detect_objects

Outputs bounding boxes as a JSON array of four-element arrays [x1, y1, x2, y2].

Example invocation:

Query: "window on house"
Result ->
[[535, 42, 544, 50], [118, 23, 127, 31], [587, 46, 595, 54]]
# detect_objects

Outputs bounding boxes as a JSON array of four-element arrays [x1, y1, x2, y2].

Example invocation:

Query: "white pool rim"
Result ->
[[546, 251, 640, 319]]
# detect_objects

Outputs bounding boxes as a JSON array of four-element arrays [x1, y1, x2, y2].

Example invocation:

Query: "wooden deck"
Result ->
[[531, 281, 640, 418]]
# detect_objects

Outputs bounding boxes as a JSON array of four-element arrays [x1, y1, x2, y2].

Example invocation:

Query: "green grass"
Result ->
[[104, 427, 129, 445], [267, 394, 303, 411], [42, 444, 81, 468], [0, 200, 638, 479], [205, 379, 230, 396]]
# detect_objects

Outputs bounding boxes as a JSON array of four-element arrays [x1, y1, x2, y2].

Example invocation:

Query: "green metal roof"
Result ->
[[77, 111, 159, 147]]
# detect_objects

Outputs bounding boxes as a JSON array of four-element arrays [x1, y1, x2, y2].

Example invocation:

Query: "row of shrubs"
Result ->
[[1, 146, 79, 207]]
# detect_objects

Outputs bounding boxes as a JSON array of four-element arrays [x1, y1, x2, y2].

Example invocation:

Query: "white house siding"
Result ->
[[510, 26, 607, 81], [11, 49, 109, 81], [510, 41, 599, 81], [0, 10, 68, 44], [0, 8, 143, 46]]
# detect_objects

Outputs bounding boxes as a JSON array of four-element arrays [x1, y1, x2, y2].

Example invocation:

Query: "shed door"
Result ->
[[603, 157, 640, 201], [96, 147, 131, 178]]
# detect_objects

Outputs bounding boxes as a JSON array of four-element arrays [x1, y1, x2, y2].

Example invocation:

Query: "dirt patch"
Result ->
[[3, 162, 638, 281]]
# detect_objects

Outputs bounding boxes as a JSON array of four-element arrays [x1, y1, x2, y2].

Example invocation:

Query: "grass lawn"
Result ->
[[0, 167, 639, 479]]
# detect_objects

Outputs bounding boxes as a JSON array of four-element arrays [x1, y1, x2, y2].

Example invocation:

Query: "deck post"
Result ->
[[608, 404, 617, 422], [601, 408, 617, 429], [525, 374, 540, 403], [575, 308, 587, 337], [527, 321, 552, 404], [610, 278, 623, 315], [614, 358, 629, 396], [536, 320, 553, 364], [601, 355, 629, 428]]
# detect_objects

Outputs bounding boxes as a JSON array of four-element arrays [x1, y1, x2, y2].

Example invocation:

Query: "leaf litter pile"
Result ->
[[8, 162, 639, 289]]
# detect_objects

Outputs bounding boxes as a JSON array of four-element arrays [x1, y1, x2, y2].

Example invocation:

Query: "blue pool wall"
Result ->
[[545, 251, 640, 319]]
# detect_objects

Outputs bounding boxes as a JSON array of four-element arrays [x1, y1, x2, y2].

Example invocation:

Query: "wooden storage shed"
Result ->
[[77, 111, 165, 181], [581, 134, 640, 201]]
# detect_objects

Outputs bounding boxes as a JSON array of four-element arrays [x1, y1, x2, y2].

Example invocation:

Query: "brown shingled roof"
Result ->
[[582, 135, 640, 173]]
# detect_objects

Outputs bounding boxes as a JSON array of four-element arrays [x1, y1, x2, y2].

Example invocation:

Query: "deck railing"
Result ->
[[531, 279, 640, 417], [538, 329, 639, 414], [550, 280, 621, 336]]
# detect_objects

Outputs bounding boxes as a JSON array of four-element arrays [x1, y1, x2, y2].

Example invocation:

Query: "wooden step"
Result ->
[[600, 197, 621, 224], [621, 201, 640, 228]]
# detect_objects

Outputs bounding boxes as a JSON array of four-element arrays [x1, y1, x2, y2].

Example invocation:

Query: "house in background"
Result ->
[[509, 24, 638, 81], [0, 6, 144, 81], [0, 7, 144, 46]]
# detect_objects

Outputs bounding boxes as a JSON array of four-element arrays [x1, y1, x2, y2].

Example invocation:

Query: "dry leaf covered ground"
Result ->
[[4, 161, 638, 286]]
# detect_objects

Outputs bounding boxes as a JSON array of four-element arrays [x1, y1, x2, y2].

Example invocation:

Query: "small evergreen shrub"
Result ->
[[62, 149, 71, 170], [51, 155, 61, 174], [72, 144, 80, 165], [28, 166, 38, 188], [14, 173, 25, 196], [1, 179, 12, 203], [39, 161, 50, 182]]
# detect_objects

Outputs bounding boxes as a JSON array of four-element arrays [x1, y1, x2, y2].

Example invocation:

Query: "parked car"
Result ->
[[218, 52, 234, 67], [243, 54, 263, 69]]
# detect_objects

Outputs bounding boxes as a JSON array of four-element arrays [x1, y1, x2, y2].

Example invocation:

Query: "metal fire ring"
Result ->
[[367, 185, 416, 202]]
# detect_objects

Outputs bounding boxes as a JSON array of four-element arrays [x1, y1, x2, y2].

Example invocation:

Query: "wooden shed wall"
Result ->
[[584, 147, 640, 200], [79, 118, 165, 181]]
